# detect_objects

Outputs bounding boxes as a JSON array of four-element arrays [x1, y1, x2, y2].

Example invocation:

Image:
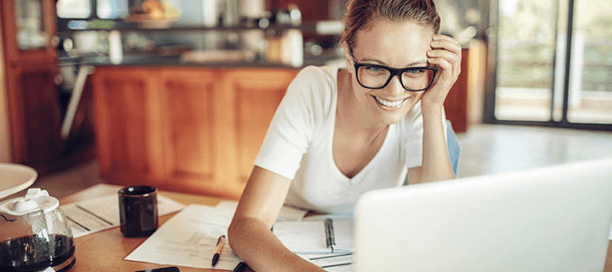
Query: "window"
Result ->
[[487, 0, 612, 129]]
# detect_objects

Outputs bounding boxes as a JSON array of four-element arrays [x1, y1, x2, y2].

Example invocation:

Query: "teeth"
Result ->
[[374, 96, 405, 108]]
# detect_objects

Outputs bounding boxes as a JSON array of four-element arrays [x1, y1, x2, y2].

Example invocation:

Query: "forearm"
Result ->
[[228, 217, 324, 272], [419, 103, 455, 183]]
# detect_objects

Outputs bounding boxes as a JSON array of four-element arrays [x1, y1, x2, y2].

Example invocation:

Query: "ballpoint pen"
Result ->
[[324, 218, 336, 253], [212, 235, 225, 267], [233, 261, 248, 272]]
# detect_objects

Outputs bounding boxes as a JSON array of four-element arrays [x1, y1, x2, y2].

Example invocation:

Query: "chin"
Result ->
[[383, 110, 410, 124]]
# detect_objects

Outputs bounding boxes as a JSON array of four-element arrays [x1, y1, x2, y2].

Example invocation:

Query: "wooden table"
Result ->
[[59, 184, 249, 272], [61, 184, 612, 272]]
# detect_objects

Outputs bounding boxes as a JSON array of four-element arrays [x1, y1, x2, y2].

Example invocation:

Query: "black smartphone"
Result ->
[[135, 267, 180, 272]]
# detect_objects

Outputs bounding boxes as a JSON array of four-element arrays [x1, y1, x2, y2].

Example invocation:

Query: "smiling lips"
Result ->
[[373, 95, 409, 108]]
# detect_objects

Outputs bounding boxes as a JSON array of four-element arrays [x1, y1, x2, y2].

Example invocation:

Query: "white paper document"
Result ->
[[125, 204, 242, 270], [61, 194, 185, 238], [301, 252, 353, 272], [273, 219, 353, 254], [125, 201, 338, 270], [274, 217, 354, 271]]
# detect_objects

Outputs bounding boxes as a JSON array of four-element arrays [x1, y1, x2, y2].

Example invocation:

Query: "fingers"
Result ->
[[427, 35, 462, 83], [421, 35, 462, 107], [431, 35, 462, 53], [427, 50, 457, 76]]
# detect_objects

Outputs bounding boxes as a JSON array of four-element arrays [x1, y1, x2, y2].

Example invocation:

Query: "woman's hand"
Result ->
[[422, 34, 462, 109]]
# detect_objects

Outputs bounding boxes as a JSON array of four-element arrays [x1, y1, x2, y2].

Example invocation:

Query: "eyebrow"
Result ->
[[357, 57, 428, 68]]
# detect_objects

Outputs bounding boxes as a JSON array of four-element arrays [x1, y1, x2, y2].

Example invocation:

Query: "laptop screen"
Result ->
[[354, 158, 612, 272]]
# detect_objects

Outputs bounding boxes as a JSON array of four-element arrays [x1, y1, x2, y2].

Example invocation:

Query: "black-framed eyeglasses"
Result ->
[[353, 61, 438, 92]]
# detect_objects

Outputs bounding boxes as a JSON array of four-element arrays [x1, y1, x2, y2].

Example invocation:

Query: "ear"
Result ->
[[342, 41, 354, 74]]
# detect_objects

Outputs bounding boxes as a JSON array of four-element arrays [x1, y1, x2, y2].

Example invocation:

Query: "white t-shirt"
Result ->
[[254, 65, 446, 213]]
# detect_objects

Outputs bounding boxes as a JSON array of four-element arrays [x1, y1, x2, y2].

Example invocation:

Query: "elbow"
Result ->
[[227, 216, 256, 255], [227, 217, 242, 253]]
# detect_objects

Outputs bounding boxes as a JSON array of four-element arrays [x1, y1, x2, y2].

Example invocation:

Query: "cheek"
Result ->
[[350, 76, 368, 97], [355, 82, 376, 102]]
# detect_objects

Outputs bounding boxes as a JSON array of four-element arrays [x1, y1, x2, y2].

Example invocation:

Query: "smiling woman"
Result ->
[[227, 0, 462, 271]]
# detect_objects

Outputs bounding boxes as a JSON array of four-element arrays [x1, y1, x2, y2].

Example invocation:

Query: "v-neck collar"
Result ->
[[328, 66, 396, 181]]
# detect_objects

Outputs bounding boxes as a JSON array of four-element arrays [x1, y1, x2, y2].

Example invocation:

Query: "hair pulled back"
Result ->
[[341, 0, 441, 50]]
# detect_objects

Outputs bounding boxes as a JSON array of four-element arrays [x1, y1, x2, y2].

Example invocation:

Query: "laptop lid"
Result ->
[[354, 158, 612, 272]]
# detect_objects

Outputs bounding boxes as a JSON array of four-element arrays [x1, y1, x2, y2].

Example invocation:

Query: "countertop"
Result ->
[[58, 52, 343, 69]]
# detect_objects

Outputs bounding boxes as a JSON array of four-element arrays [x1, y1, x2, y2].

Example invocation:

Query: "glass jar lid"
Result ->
[[0, 188, 59, 216]]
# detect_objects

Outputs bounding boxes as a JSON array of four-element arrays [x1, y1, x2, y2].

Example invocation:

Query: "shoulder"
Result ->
[[284, 65, 338, 111], [290, 65, 337, 91]]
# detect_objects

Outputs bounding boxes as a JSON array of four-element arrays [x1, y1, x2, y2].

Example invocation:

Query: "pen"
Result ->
[[324, 218, 336, 253], [233, 261, 248, 272], [212, 235, 225, 267]]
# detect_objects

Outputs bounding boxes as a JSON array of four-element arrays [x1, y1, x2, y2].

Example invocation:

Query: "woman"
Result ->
[[228, 0, 461, 270]]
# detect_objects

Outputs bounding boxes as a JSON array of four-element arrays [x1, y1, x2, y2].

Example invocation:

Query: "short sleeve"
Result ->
[[254, 66, 333, 180]]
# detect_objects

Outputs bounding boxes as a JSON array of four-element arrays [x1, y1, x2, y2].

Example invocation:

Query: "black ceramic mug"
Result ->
[[118, 185, 158, 237]]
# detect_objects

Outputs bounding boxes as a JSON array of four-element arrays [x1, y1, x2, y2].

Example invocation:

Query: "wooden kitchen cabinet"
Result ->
[[1, 0, 96, 174], [1, 0, 57, 65], [93, 68, 158, 183], [92, 67, 298, 200], [224, 69, 297, 183], [4, 63, 62, 166]]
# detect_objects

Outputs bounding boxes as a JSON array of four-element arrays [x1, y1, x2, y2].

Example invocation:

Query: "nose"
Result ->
[[385, 75, 405, 96]]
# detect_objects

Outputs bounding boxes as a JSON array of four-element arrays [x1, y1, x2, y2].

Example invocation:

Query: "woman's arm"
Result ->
[[408, 105, 454, 184], [408, 34, 462, 184], [228, 166, 325, 272]]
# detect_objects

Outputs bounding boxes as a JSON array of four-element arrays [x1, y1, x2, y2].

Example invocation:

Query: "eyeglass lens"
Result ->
[[357, 66, 435, 91]]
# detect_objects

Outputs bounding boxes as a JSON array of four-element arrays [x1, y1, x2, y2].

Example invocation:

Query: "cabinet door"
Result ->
[[92, 67, 163, 183], [0, 0, 57, 65], [5, 63, 62, 171], [225, 69, 299, 184], [159, 68, 225, 196]]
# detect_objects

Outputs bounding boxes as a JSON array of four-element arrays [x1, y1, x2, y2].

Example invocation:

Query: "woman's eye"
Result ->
[[364, 65, 383, 72], [408, 69, 425, 74]]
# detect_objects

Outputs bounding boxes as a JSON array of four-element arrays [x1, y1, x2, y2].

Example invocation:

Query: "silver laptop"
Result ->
[[354, 158, 612, 272]]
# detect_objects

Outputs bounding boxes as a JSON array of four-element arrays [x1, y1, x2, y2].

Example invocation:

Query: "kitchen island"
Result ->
[[92, 63, 300, 200]]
